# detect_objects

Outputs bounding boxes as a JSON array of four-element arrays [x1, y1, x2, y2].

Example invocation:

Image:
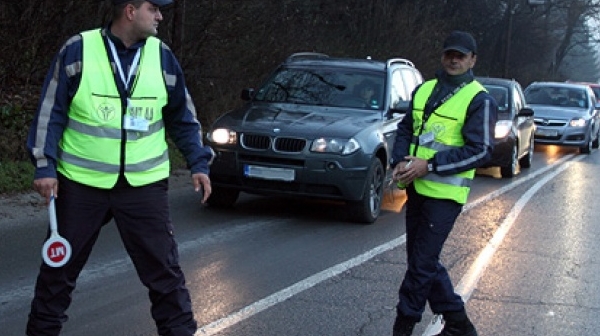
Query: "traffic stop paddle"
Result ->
[[42, 191, 72, 267]]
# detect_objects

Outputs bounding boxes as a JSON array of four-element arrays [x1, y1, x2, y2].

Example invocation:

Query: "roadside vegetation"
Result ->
[[2, 0, 600, 194]]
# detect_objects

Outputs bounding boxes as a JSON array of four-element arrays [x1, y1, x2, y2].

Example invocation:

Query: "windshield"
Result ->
[[525, 86, 588, 108], [253, 67, 385, 110], [484, 85, 509, 112]]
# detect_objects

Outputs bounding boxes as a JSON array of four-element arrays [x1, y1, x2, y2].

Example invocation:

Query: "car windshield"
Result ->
[[525, 86, 588, 108], [484, 85, 509, 112], [253, 67, 386, 110]]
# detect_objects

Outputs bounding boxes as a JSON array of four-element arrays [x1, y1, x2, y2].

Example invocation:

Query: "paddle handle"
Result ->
[[48, 191, 58, 235]]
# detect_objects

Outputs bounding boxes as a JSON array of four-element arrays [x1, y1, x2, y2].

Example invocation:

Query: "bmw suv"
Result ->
[[205, 52, 423, 223]]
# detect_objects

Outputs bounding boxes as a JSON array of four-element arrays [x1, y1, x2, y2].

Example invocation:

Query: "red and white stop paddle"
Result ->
[[42, 191, 72, 267]]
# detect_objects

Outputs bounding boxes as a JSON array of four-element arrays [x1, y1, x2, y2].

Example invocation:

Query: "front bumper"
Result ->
[[208, 147, 373, 201], [534, 125, 590, 147]]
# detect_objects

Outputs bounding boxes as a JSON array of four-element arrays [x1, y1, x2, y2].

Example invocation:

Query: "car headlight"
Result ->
[[208, 128, 237, 145], [494, 120, 512, 139], [310, 138, 361, 155], [569, 118, 586, 127]]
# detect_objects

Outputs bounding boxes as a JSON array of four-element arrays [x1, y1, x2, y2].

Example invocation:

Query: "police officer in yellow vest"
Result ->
[[25, 1, 214, 335], [389, 31, 498, 336]]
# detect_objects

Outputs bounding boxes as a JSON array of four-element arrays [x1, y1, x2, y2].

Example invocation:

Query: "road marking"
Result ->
[[423, 154, 581, 335], [0, 219, 286, 314], [195, 154, 577, 336]]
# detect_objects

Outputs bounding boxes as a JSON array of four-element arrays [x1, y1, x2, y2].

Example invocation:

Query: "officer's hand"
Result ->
[[393, 156, 428, 184], [33, 177, 58, 205], [192, 172, 212, 203]]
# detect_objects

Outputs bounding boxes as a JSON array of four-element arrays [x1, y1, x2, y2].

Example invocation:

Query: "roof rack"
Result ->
[[386, 58, 414, 68], [286, 52, 330, 62]]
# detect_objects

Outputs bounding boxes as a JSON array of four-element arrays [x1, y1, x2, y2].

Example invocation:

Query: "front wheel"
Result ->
[[519, 135, 534, 169], [500, 144, 518, 178], [580, 137, 592, 154], [346, 158, 384, 224]]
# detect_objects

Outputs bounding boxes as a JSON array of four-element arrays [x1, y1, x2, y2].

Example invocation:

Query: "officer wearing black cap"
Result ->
[[25, 1, 212, 335], [389, 30, 498, 336], [112, 0, 173, 6]]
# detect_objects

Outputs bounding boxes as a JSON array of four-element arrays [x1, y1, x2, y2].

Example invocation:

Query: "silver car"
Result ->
[[524, 81, 600, 154]]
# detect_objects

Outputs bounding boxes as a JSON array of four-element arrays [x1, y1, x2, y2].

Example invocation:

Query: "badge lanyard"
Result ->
[[107, 38, 141, 105], [411, 81, 469, 156], [107, 38, 150, 133]]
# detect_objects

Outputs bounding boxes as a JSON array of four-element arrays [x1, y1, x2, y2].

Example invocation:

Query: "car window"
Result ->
[[525, 86, 587, 108], [484, 85, 509, 112], [390, 68, 420, 110], [513, 86, 524, 111], [253, 68, 385, 110], [590, 86, 600, 101]]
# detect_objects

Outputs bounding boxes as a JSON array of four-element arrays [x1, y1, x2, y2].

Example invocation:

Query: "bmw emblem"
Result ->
[[273, 128, 281, 133]]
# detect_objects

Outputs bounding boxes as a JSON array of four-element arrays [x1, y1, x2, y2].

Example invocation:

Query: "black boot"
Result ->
[[392, 314, 416, 336], [434, 310, 477, 336]]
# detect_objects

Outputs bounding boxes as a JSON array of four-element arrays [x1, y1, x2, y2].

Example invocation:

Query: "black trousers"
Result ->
[[396, 184, 465, 322], [26, 174, 197, 336]]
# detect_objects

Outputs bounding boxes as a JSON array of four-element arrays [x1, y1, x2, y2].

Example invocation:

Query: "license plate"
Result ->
[[244, 165, 295, 181], [536, 129, 558, 137]]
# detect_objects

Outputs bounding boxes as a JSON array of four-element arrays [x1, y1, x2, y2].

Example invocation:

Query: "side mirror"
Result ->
[[241, 88, 255, 101], [391, 100, 411, 113], [518, 107, 534, 117]]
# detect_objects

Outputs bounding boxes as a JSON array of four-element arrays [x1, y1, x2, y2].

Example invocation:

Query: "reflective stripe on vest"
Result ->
[[57, 29, 169, 188], [410, 79, 485, 204]]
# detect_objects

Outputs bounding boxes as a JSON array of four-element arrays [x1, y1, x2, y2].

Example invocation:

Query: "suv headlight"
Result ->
[[569, 118, 586, 127], [208, 128, 237, 145], [494, 120, 512, 139], [310, 138, 360, 155]]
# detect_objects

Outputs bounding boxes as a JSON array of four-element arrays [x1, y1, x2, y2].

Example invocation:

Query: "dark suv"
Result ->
[[205, 52, 423, 223]]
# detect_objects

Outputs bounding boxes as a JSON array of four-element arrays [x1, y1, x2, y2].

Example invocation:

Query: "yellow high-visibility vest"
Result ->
[[410, 79, 485, 204], [58, 29, 169, 188]]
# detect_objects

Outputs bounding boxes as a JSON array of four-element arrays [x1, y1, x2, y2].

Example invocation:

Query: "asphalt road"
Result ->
[[1, 144, 599, 336]]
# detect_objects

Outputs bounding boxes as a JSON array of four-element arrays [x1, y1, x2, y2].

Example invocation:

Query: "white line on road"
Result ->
[[423, 154, 581, 336], [195, 153, 577, 336], [0, 219, 287, 314]]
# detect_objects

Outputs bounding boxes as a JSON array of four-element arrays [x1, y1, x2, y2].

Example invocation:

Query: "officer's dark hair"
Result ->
[[112, 0, 145, 19]]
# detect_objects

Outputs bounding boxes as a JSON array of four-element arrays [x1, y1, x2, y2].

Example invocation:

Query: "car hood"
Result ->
[[529, 104, 590, 119], [212, 103, 384, 138]]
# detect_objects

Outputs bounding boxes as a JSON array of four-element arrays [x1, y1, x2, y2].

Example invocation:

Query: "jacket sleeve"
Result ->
[[432, 91, 498, 175], [160, 43, 214, 175], [26, 35, 82, 180]]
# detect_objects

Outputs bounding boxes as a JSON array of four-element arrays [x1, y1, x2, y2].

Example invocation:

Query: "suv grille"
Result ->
[[241, 134, 271, 150], [241, 134, 306, 153], [274, 137, 306, 153]]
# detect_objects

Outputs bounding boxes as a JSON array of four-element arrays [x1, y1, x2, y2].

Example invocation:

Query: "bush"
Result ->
[[0, 161, 34, 194]]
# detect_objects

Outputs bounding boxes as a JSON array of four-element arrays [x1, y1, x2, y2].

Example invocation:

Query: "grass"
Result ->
[[0, 144, 188, 195], [0, 160, 34, 194]]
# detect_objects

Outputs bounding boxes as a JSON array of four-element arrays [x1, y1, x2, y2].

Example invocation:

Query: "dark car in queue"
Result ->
[[524, 81, 600, 154], [205, 52, 423, 223], [477, 77, 535, 178]]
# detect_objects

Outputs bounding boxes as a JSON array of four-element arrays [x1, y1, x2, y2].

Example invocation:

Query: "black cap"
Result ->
[[443, 31, 477, 55], [112, 0, 173, 7]]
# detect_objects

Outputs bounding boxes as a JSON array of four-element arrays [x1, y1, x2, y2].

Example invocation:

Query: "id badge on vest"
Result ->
[[419, 131, 435, 145], [124, 100, 149, 132]]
